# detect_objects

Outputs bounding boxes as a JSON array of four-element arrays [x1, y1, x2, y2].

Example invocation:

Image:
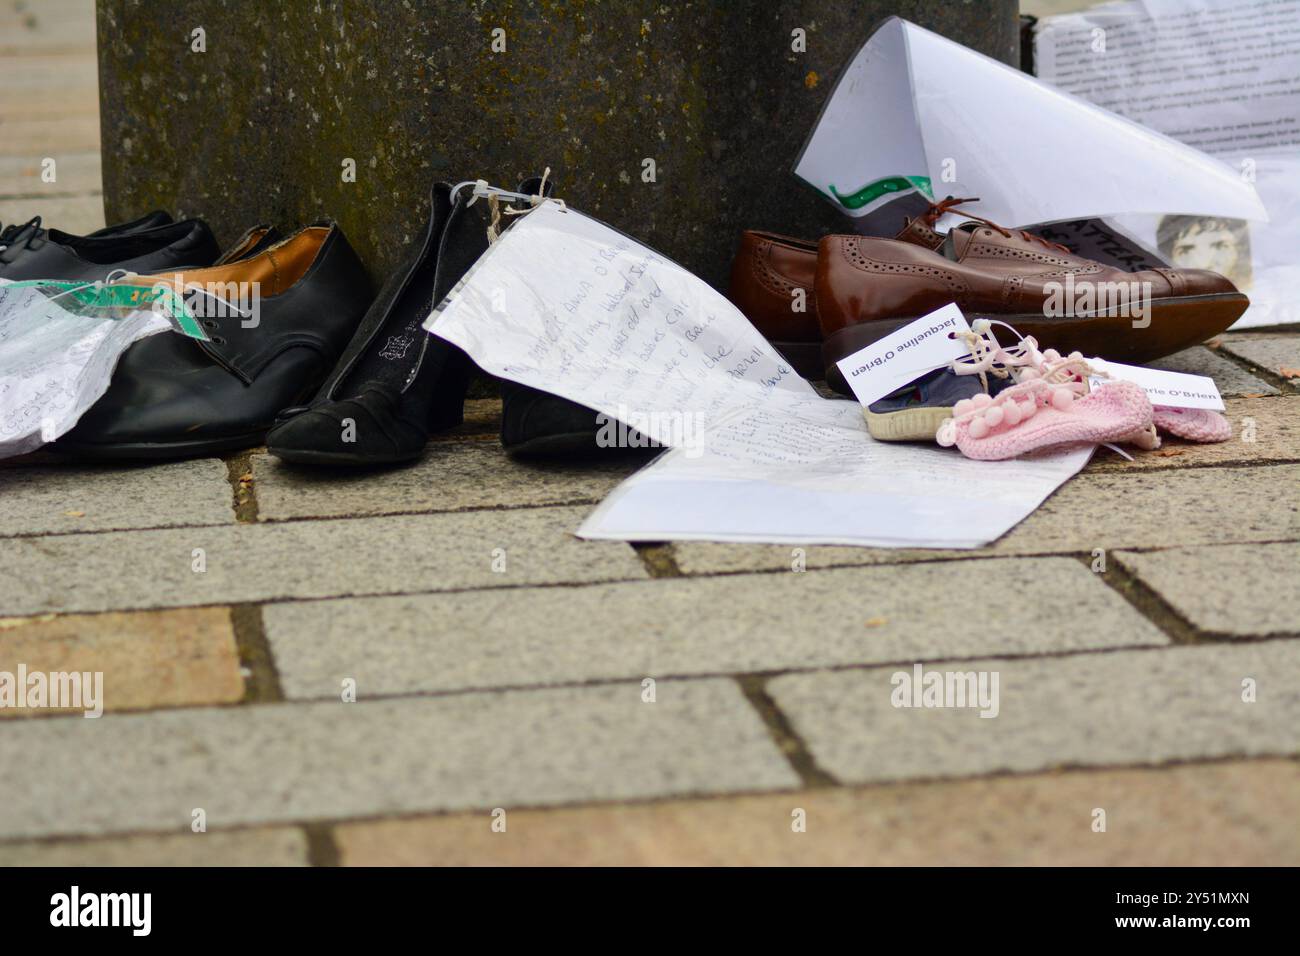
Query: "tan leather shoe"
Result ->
[[815, 204, 1247, 393]]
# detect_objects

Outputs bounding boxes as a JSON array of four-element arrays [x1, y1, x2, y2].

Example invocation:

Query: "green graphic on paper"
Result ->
[[8, 279, 207, 340], [828, 175, 934, 211]]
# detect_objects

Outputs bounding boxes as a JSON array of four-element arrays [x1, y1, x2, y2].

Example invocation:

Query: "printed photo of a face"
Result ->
[[1157, 215, 1252, 290]]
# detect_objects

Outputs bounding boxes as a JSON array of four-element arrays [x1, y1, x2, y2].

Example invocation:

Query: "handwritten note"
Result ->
[[427, 201, 826, 442]]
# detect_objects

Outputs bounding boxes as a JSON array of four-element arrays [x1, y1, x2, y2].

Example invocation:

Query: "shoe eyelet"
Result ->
[[210, 335, 227, 345], [201, 319, 219, 329]]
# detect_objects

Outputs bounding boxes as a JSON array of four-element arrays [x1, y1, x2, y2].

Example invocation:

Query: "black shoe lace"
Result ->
[[0, 216, 44, 256]]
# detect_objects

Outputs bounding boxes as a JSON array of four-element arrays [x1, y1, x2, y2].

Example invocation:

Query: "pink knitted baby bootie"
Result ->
[[936, 378, 1155, 461], [1151, 405, 1232, 443]]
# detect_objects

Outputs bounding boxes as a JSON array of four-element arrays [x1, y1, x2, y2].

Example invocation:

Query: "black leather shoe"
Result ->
[[265, 182, 490, 466], [0, 215, 220, 281], [52, 222, 372, 460]]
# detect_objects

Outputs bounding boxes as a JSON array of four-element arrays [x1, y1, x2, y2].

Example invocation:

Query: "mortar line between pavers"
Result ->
[[1075, 553, 1206, 645], [0, 188, 103, 202], [632, 541, 682, 577], [301, 823, 341, 867], [229, 603, 284, 703], [735, 674, 839, 789], [1208, 341, 1300, 395], [223, 449, 260, 523], [4, 752, 1294, 852]]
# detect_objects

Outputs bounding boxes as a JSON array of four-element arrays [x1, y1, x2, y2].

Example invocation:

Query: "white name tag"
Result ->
[[1088, 360, 1225, 411], [835, 303, 972, 406]]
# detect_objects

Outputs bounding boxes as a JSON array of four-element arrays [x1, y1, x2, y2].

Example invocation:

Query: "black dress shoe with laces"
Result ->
[[0, 215, 220, 281], [0, 209, 173, 275], [265, 181, 491, 466], [52, 222, 372, 460]]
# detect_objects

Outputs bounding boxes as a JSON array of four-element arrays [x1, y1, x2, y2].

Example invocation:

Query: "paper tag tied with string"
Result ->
[[835, 303, 972, 407]]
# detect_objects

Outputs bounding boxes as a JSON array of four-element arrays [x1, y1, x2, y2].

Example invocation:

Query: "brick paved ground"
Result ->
[[0, 0, 1296, 865]]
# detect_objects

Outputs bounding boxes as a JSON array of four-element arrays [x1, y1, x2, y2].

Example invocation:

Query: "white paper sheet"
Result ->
[[794, 16, 1266, 226], [0, 279, 170, 458], [1034, 0, 1300, 327], [426, 202, 1090, 549], [577, 406, 1092, 548]]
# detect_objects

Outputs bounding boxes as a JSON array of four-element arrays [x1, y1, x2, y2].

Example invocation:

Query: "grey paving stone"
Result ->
[[768, 642, 1300, 784], [253, 441, 639, 521], [1116, 543, 1300, 638], [674, 464, 1300, 574], [1149, 345, 1277, 397], [0, 680, 798, 840], [0, 827, 307, 866], [1216, 335, 1300, 382], [0, 506, 645, 615], [0, 459, 233, 538], [265, 557, 1167, 699]]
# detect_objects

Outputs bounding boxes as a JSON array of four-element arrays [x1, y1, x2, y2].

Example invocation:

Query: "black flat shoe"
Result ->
[[265, 181, 491, 466], [0, 215, 220, 281], [51, 222, 372, 460]]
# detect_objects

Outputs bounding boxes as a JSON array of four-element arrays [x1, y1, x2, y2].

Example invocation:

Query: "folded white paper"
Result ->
[[426, 202, 1090, 549]]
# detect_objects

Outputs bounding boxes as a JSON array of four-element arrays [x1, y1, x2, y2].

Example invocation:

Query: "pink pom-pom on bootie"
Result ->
[[936, 378, 1155, 461], [1152, 405, 1232, 443]]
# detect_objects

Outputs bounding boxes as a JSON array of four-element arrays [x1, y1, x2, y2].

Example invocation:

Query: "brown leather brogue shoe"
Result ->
[[815, 208, 1248, 394], [727, 230, 822, 378]]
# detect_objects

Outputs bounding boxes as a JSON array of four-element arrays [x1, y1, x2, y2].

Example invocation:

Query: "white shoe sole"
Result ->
[[863, 405, 953, 442]]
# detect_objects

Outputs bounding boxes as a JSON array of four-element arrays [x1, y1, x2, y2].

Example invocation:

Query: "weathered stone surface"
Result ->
[[0, 826, 307, 866], [252, 441, 636, 521], [265, 557, 1165, 699], [1117, 543, 1300, 638], [0, 607, 243, 716], [1149, 345, 1277, 396], [96, 1, 1018, 288], [767, 642, 1300, 784], [0, 505, 645, 615], [0, 459, 232, 538], [336, 759, 1300, 866], [1216, 335, 1300, 382], [674, 464, 1300, 574], [0, 680, 797, 839]]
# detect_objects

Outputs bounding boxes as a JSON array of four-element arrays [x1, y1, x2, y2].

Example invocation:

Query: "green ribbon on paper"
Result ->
[[828, 175, 934, 211]]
